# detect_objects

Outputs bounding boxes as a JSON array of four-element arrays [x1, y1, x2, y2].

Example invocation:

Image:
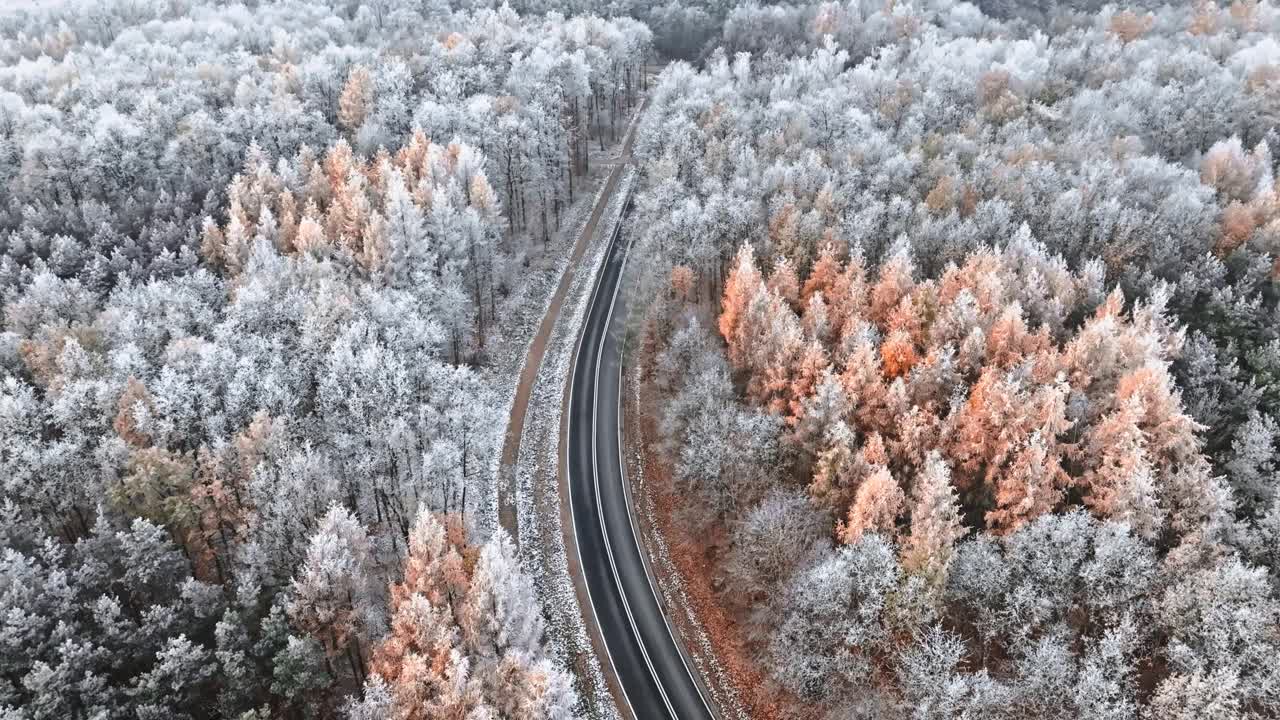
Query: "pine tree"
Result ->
[[809, 421, 859, 513], [792, 372, 851, 464], [901, 452, 965, 587], [288, 504, 379, 683], [381, 167, 431, 287], [839, 465, 904, 545], [339, 66, 374, 132]]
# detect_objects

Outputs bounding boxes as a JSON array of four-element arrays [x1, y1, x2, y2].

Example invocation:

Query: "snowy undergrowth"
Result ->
[[514, 167, 636, 720], [478, 153, 622, 539], [624, 364, 750, 720]]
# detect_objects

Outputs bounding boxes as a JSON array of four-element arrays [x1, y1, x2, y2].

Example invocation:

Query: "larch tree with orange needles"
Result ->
[[901, 451, 965, 588], [839, 465, 904, 545], [985, 432, 1067, 534], [768, 256, 801, 309], [360, 511, 575, 719], [787, 341, 830, 424], [1082, 396, 1165, 541], [721, 243, 764, 369], [869, 244, 915, 325], [712, 241, 1223, 541], [339, 65, 374, 132], [802, 244, 843, 304]]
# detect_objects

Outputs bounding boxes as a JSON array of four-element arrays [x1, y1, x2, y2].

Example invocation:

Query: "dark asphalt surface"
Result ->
[[567, 213, 717, 720]]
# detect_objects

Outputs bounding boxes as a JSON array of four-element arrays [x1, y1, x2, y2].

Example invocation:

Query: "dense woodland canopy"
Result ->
[[635, 0, 1280, 717], [0, 0, 648, 717], [5, 0, 1280, 718]]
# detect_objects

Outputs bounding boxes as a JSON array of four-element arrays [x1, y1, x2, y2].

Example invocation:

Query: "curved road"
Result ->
[[566, 203, 718, 720]]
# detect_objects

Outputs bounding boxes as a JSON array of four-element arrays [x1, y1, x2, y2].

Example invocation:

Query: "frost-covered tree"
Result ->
[[901, 451, 966, 589], [288, 504, 382, 683], [770, 534, 900, 700], [359, 510, 575, 720], [0, 0, 640, 715]]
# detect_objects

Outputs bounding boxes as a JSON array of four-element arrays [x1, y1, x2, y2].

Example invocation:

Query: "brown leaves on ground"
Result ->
[[633, 383, 813, 720]]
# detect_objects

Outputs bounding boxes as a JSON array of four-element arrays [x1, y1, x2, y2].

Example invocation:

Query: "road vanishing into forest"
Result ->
[[566, 194, 719, 719]]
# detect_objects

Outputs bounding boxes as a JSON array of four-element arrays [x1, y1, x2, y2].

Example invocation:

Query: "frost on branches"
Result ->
[[0, 0, 650, 717], [346, 510, 575, 720], [634, 1, 1280, 717], [200, 134, 502, 362], [717, 238, 1220, 543], [648, 237, 1279, 716]]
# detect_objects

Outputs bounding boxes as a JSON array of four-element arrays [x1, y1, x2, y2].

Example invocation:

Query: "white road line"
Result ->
[[609, 209, 720, 720], [590, 204, 678, 720], [566, 104, 717, 720], [565, 165, 641, 720]]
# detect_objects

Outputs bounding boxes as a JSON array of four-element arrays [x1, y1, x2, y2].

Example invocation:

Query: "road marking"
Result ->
[[590, 216, 678, 720], [606, 209, 721, 720], [565, 166, 642, 720], [566, 92, 717, 720]]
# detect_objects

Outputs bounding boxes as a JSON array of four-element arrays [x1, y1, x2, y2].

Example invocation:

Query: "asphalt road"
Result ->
[[566, 207, 718, 720]]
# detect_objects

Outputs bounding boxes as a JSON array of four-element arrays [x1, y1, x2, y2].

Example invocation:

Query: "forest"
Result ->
[[632, 0, 1280, 718], [0, 0, 648, 717], [3, 0, 1280, 719]]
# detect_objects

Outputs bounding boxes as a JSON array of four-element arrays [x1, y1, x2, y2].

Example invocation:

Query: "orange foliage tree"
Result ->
[[718, 240, 1223, 547], [362, 510, 572, 719]]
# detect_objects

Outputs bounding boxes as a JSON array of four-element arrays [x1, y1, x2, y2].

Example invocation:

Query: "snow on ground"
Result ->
[[626, 364, 751, 720], [514, 167, 635, 720], [477, 148, 621, 538]]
